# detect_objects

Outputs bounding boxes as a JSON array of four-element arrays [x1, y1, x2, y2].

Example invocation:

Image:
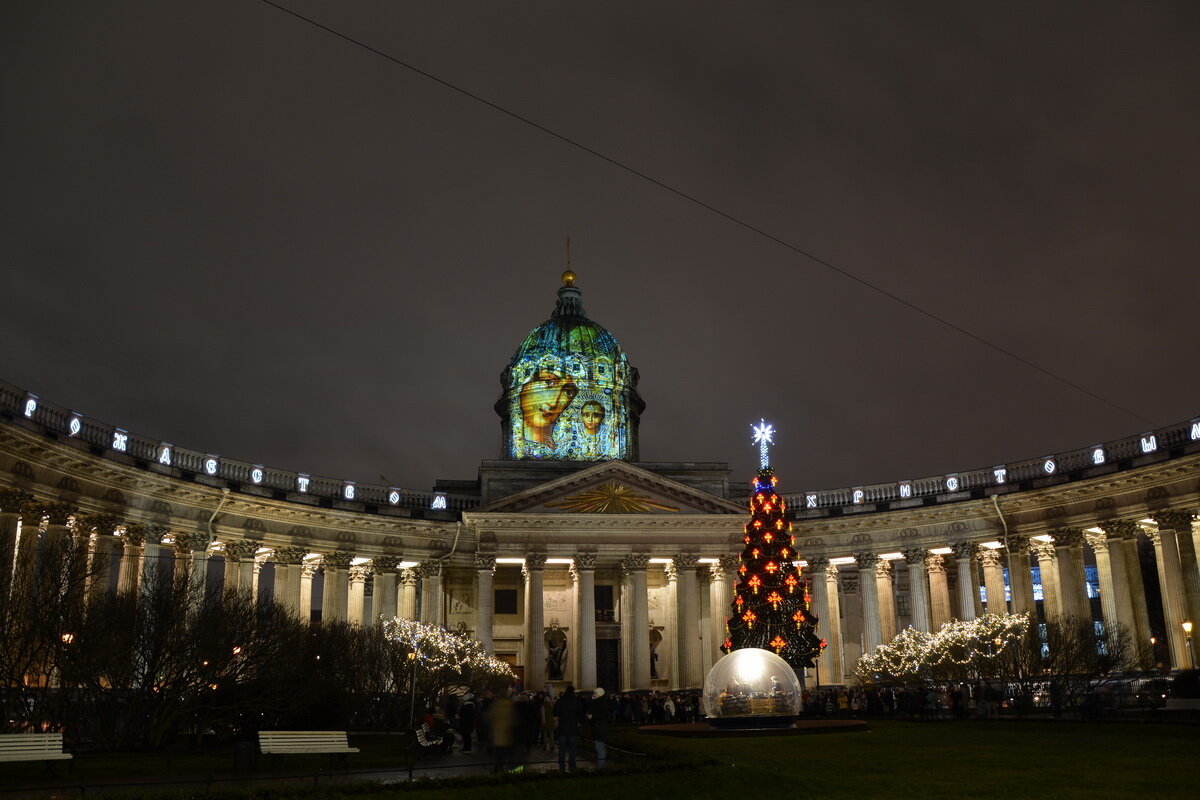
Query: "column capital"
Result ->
[[142, 524, 170, 545], [924, 553, 946, 573], [372, 556, 401, 572], [35, 503, 76, 526], [717, 554, 741, 572], [672, 553, 700, 571], [522, 553, 547, 578], [663, 561, 678, 581], [902, 548, 926, 565], [1006, 535, 1029, 551], [621, 553, 651, 573], [1049, 528, 1084, 547], [419, 559, 444, 578], [175, 532, 214, 554], [977, 548, 1003, 568], [572, 552, 598, 571], [1084, 532, 1108, 552], [0, 489, 34, 515], [301, 562, 319, 579], [807, 556, 830, 572], [1100, 519, 1139, 539], [273, 546, 307, 565], [1151, 510, 1195, 533], [854, 552, 879, 570], [349, 565, 370, 584], [399, 568, 419, 586], [80, 514, 123, 536], [324, 551, 354, 569], [950, 541, 977, 560], [223, 539, 260, 561], [122, 523, 147, 547], [875, 559, 894, 579], [473, 553, 497, 572], [1032, 541, 1057, 561]]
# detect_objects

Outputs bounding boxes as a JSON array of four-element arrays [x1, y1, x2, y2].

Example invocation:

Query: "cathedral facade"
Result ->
[[2, 272, 1200, 690]]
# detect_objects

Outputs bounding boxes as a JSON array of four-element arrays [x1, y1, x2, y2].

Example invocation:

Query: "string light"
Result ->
[[855, 613, 1030, 684]]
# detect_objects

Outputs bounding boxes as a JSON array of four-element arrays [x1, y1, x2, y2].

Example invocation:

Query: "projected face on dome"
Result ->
[[518, 369, 579, 445], [507, 357, 630, 460]]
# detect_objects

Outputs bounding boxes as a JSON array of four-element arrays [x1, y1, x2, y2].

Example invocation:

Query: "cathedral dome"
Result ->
[[497, 273, 643, 461]]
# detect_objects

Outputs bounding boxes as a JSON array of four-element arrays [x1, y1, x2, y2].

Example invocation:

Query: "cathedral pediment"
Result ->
[[471, 461, 744, 515]]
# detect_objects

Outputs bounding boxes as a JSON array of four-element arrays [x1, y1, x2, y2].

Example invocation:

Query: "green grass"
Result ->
[[4, 722, 1198, 800]]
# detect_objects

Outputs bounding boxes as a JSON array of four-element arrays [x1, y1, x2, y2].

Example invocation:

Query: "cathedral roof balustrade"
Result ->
[[0, 379, 477, 514]]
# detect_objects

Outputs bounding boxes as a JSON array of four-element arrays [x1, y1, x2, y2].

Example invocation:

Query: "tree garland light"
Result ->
[[855, 612, 1030, 685]]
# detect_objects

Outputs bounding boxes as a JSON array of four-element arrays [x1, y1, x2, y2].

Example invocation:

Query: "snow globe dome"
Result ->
[[703, 648, 801, 728]]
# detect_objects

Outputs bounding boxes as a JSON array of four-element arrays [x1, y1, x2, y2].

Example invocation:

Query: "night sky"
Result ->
[[4, 2, 1199, 497]]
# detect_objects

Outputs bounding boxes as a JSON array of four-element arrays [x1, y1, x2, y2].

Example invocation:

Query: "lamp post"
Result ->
[[1184, 621, 1196, 670], [408, 651, 419, 730]]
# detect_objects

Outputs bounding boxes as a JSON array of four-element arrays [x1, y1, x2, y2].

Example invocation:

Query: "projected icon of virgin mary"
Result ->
[[518, 368, 579, 453]]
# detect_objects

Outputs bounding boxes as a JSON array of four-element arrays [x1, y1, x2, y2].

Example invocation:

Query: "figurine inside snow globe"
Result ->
[[702, 648, 801, 728]]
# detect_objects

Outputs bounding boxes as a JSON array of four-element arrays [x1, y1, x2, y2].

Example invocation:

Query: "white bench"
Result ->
[[258, 731, 359, 769], [0, 733, 73, 764]]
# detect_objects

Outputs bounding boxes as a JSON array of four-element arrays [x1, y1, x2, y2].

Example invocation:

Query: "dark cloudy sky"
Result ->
[[3, 1, 1199, 496]]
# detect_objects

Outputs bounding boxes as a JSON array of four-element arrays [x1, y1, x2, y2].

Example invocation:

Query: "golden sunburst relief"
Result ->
[[544, 481, 679, 513]]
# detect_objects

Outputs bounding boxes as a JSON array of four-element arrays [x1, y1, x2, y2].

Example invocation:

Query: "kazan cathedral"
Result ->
[[2, 272, 1200, 691]]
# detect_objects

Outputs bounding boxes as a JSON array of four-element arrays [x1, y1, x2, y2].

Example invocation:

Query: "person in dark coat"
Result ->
[[553, 684, 581, 771], [458, 693, 477, 754], [587, 687, 611, 768]]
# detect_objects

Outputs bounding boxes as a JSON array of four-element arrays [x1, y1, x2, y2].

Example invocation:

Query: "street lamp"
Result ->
[[1184, 621, 1196, 670], [407, 651, 419, 730]]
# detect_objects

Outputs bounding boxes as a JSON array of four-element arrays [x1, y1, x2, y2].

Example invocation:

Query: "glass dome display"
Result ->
[[703, 648, 801, 728]]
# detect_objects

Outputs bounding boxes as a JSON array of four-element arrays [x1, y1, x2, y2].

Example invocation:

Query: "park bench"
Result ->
[[0, 733, 73, 770], [257, 731, 359, 770]]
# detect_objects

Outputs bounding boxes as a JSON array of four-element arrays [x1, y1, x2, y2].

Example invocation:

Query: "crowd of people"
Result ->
[[802, 683, 1007, 719]]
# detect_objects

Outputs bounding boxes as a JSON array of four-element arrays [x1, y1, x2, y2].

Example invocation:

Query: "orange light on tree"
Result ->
[[785, 574, 799, 593], [742, 609, 757, 628], [748, 575, 762, 593], [767, 591, 783, 609], [769, 635, 787, 652], [764, 561, 779, 574]]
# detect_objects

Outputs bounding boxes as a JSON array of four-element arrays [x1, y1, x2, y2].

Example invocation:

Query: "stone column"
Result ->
[[979, 548, 1007, 615], [572, 553, 597, 689], [856, 553, 882, 652], [952, 542, 978, 621], [299, 562, 317, 622], [523, 553, 547, 690], [348, 565, 368, 625], [709, 556, 739, 663], [822, 561, 845, 684], [1121, 532, 1153, 654], [663, 562, 679, 687], [673, 553, 702, 689], [1084, 531, 1122, 640], [117, 524, 144, 595], [140, 526, 171, 596], [273, 546, 306, 616], [1098, 521, 1139, 643], [1150, 512, 1192, 668], [419, 560, 444, 626], [1051, 528, 1090, 621], [399, 569, 419, 619], [0, 490, 31, 600], [85, 516, 122, 602], [808, 558, 834, 683], [875, 559, 897, 642], [903, 549, 932, 632], [372, 557, 400, 624], [222, 540, 259, 597], [623, 554, 651, 690], [475, 554, 496, 652], [1006, 537, 1036, 617], [926, 553, 951, 629], [1174, 516, 1200, 632], [1033, 542, 1061, 620], [322, 552, 352, 622]]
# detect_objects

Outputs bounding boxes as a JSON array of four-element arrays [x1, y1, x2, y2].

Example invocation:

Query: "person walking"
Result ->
[[588, 687, 611, 769], [458, 693, 477, 754], [553, 684, 581, 771]]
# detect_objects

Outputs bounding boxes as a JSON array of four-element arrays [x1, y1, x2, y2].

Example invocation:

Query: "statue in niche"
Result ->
[[649, 628, 662, 679], [545, 622, 568, 680]]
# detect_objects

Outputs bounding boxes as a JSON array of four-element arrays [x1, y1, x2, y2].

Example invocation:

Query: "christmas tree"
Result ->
[[722, 421, 824, 668]]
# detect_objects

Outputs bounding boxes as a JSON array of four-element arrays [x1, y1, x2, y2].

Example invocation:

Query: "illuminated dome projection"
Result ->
[[496, 269, 643, 461]]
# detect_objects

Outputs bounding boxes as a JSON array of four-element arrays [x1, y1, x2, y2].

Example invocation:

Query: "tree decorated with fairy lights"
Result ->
[[722, 421, 824, 668]]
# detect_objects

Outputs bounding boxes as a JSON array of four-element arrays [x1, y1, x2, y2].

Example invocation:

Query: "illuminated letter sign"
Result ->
[[1043, 459, 1056, 474], [68, 416, 82, 437], [945, 476, 960, 491], [112, 430, 129, 452], [852, 489, 864, 504], [158, 446, 171, 466], [805, 494, 817, 508], [343, 483, 355, 500], [993, 468, 1007, 484], [23, 397, 37, 418], [1092, 448, 1105, 465], [1191, 421, 1200, 441], [1140, 435, 1157, 453], [388, 490, 400, 505], [431, 493, 448, 510], [250, 468, 264, 484], [898, 483, 912, 498], [204, 458, 218, 475], [297, 475, 310, 493]]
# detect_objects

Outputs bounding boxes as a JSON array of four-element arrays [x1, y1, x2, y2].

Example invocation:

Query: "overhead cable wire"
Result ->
[[256, 0, 1157, 428]]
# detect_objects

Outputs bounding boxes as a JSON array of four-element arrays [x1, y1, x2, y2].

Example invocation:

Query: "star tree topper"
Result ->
[[751, 419, 775, 469]]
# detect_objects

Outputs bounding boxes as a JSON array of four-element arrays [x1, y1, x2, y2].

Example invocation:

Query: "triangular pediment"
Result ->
[[472, 461, 744, 515]]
